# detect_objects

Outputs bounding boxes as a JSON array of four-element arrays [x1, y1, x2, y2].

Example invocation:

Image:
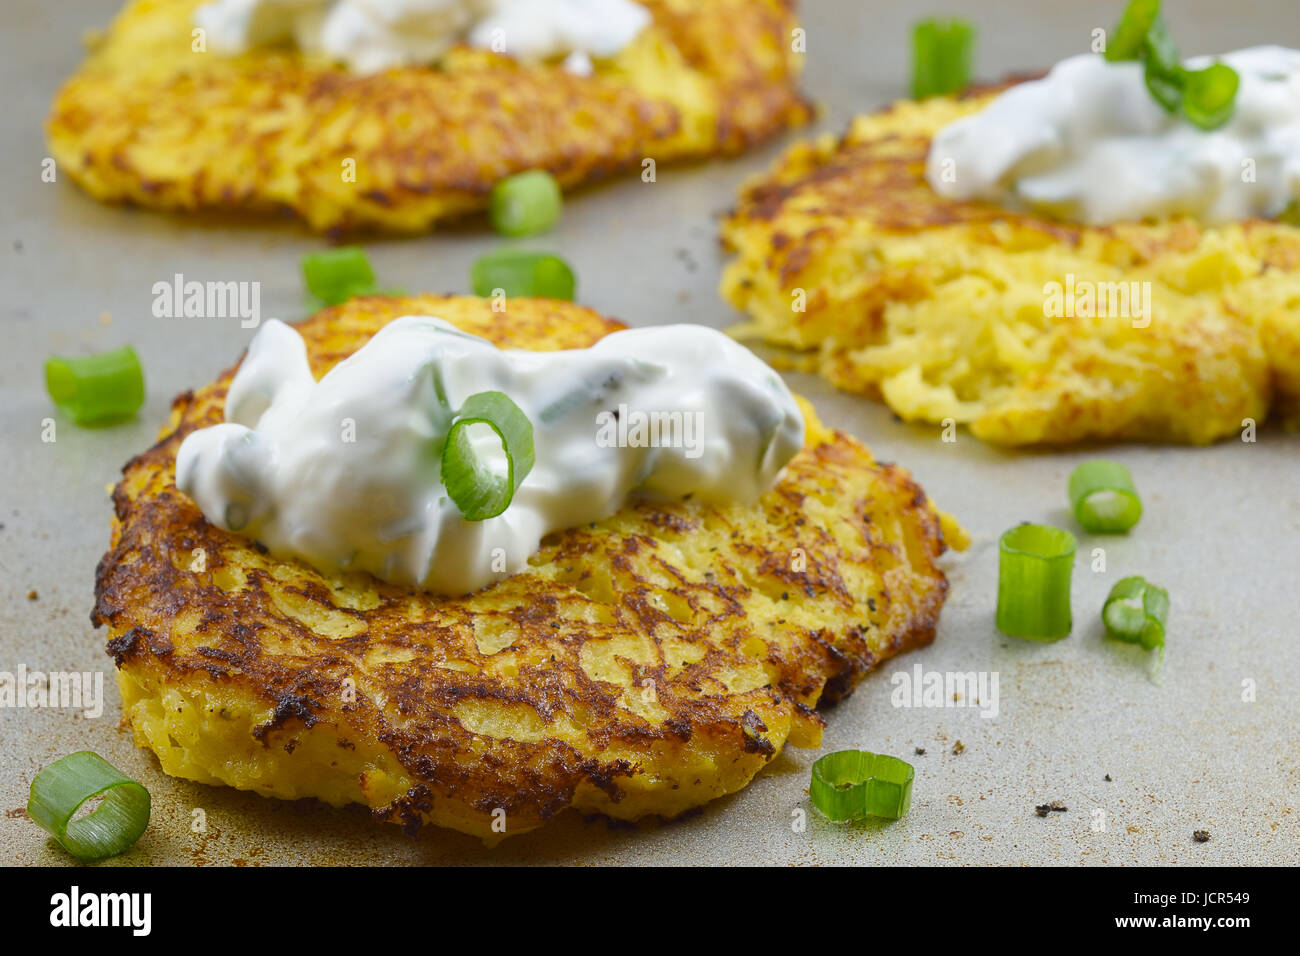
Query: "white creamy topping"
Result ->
[[175, 317, 804, 596], [468, 0, 650, 62], [926, 46, 1300, 225], [194, 0, 650, 74]]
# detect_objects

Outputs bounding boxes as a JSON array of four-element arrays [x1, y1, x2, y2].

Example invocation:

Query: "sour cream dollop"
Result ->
[[926, 46, 1300, 225], [194, 0, 651, 74], [175, 317, 804, 596]]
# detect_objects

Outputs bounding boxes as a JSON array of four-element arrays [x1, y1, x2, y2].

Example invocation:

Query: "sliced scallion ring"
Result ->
[[27, 751, 151, 860], [303, 247, 377, 305], [1182, 62, 1240, 130], [441, 391, 535, 521], [470, 249, 576, 300], [1068, 459, 1142, 534], [44, 346, 145, 426], [1141, 15, 1184, 113], [996, 523, 1076, 641], [911, 18, 976, 100], [810, 750, 914, 822], [1103, 1, 1239, 125], [490, 170, 563, 237], [1105, 0, 1159, 61], [1102, 575, 1169, 659]]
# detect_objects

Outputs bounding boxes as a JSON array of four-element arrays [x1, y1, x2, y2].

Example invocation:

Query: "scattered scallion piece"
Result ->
[[441, 390, 535, 521], [303, 247, 381, 306], [1103, 0, 1239, 130], [810, 750, 914, 822], [1102, 575, 1169, 663], [996, 523, 1077, 641], [1068, 460, 1143, 534], [44, 346, 145, 426], [470, 249, 576, 300], [490, 170, 563, 237], [27, 752, 151, 860], [911, 18, 976, 99]]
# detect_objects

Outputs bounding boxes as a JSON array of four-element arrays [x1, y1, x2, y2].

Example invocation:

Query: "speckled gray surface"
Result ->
[[2, 0, 1298, 866]]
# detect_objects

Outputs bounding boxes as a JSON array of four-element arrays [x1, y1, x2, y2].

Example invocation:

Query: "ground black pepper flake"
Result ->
[[1193, 829, 1211, 843], [914, 747, 926, 755], [951, 740, 965, 755], [1035, 801, 1067, 817], [1104, 774, 1113, 781]]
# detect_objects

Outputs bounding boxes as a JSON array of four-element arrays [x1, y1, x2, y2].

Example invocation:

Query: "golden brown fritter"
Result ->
[[720, 86, 1300, 446], [91, 294, 965, 841], [48, 0, 811, 233]]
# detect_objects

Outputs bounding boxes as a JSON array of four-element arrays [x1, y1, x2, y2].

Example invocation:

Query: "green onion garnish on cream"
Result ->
[[441, 391, 536, 521], [1105, 0, 1239, 130]]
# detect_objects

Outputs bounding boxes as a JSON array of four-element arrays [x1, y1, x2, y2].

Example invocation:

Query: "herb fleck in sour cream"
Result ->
[[195, 0, 651, 74], [175, 317, 804, 596], [927, 46, 1300, 225]]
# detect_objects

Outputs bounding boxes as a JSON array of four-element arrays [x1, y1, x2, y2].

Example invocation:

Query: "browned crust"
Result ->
[[92, 295, 953, 836]]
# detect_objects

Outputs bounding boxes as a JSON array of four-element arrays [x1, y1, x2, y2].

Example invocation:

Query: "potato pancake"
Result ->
[[48, 0, 811, 233], [720, 86, 1300, 446], [91, 295, 965, 841]]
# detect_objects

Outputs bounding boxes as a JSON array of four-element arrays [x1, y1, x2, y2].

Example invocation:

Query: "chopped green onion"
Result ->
[[1141, 16, 1183, 112], [1103, 1, 1239, 126], [996, 524, 1076, 641], [470, 249, 576, 300], [1143, 65, 1184, 113], [1068, 460, 1143, 534], [1140, 13, 1180, 76], [810, 750, 914, 822], [1104, 0, 1159, 61], [44, 346, 145, 426], [1102, 576, 1169, 660], [1182, 62, 1240, 130], [441, 390, 535, 521], [303, 247, 377, 305], [911, 19, 976, 99], [490, 170, 563, 237], [27, 752, 150, 860]]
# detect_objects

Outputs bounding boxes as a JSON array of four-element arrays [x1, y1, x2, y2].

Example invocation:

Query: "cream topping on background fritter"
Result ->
[[175, 316, 804, 595], [928, 46, 1300, 224], [720, 79, 1300, 446], [48, 0, 812, 233], [196, 0, 651, 73]]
